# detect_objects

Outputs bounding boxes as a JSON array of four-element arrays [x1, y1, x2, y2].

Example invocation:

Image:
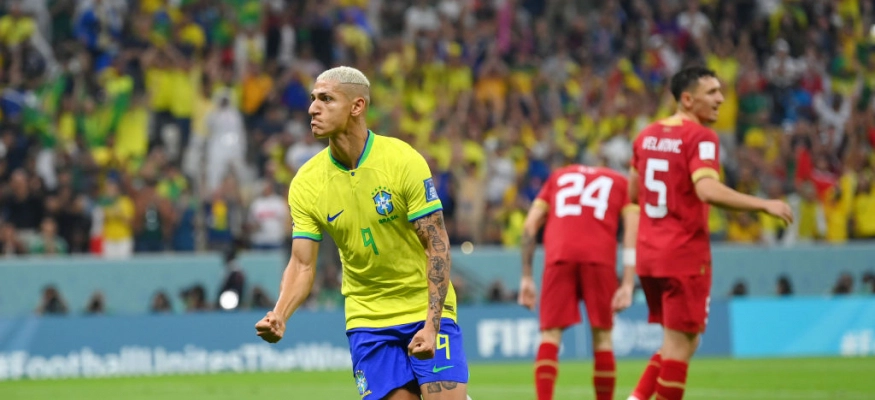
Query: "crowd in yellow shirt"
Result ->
[[1, 0, 874, 260]]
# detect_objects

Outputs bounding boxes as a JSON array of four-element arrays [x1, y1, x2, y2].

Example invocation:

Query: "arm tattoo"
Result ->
[[414, 211, 451, 331], [425, 381, 459, 394]]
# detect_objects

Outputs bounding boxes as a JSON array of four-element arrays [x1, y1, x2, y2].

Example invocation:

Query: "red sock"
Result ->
[[593, 350, 616, 400], [654, 359, 688, 400], [534, 342, 559, 400], [631, 353, 662, 400]]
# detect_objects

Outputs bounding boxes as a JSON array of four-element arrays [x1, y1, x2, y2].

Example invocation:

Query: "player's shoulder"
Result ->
[[642, 115, 685, 132], [546, 164, 585, 182], [291, 148, 331, 187], [594, 166, 628, 183], [683, 120, 719, 141], [372, 133, 422, 160], [551, 164, 581, 176], [634, 119, 671, 145]]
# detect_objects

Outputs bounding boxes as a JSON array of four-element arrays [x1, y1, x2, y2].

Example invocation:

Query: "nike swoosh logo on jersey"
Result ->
[[327, 210, 344, 222], [432, 365, 454, 373]]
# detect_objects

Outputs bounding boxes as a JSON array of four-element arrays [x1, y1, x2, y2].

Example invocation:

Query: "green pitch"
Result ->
[[2, 357, 873, 399]]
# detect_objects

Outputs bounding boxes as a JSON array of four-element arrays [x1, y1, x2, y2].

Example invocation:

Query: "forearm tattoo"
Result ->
[[414, 212, 451, 331], [426, 381, 460, 393]]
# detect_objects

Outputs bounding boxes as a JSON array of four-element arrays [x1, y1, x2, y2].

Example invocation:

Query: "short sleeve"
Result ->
[[612, 174, 635, 214], [688, 128, 721, 183], [534, 173, 555, 209], [288, 176, 322, 241], [630, 134, 642, 174], [402, 148, 443, 222]]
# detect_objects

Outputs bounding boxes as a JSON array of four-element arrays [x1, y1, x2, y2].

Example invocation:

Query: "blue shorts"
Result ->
[[347, 318, 469, 400]]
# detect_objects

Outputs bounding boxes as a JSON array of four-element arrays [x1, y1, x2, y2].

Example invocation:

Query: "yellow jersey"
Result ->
[[289, 131, 457, 330]]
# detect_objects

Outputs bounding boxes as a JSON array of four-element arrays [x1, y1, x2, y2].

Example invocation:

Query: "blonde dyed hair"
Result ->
[[316, 66, 371, 105]]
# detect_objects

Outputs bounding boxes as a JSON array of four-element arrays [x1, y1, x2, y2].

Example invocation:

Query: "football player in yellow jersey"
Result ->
[[255, 66, 469, 400]]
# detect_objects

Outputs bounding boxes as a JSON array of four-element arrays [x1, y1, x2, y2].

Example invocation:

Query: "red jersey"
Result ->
[[535, 165, 634, 267], [631, 116, 721, 277]]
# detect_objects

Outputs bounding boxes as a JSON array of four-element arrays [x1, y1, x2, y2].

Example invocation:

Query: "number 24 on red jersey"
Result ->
[[535, 165, 631, 266]]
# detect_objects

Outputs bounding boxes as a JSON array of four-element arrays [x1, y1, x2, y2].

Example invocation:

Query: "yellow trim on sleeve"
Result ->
[[533, 198, 549, 211], [691, 167, 719, 183], [622, 203, 640, 215], [658, 115, 684, 126]]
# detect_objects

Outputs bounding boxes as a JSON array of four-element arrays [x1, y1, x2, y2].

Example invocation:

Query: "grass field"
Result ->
[[2, 357, 873, 400]]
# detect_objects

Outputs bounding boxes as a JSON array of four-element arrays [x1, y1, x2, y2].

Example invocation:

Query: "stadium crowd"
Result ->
[[0, 0, 874, 263]]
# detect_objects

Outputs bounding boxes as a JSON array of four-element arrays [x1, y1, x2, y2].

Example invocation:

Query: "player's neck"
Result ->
[[673, 110, 702, 125], [329, 126, 369, 170]]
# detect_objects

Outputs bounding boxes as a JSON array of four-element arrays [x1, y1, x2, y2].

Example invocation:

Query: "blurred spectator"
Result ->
[[28, 217, 67, 255], [150, 290, 173, 313], [730, 279, 749, 297], [790, 181, 826, 242], [454, 162, 487, 243], [0, 0, 56, 73], [2, 169, 45, 235], [761, 179, 793, 246], [204, 176, 244, 251], [451, 274, 472, 305], [486, 279, 513, 303], [0, 0, 871, 260], [852, 173, 875, 238], [171, 187, 198, 252], [247, 182, 288, 250], [676, 1, 712, 42], [36, 284, 68, 315], [726, 212, 763, 244], [205, 93, 247, 193], [85, 290, 105, 315], [285, 129, 325, 174], [0, 222, 27, 256], [132, 176, 175, 253], [180, 283, 209, 312], [99, 179, 134, 259], [832, 272, 854, 295], [765, 38, 805, 123], [250, 286, 274, 310], [862, 272, 875, 294], [776, 274, 794, 296], [316, 263, 343, 310], [56, 193, 92, 254]]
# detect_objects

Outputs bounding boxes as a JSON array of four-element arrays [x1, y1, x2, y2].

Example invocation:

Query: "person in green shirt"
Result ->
[[29, 217, 68, 255]]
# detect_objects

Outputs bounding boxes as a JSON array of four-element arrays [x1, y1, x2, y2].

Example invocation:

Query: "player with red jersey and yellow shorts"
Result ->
[[519, 164, 640, 400], [626, 66, 794, 400]]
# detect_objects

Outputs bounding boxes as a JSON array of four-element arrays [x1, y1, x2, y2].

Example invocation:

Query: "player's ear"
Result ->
[[350, 97, 366, 117], [680, 90, 695, 110]]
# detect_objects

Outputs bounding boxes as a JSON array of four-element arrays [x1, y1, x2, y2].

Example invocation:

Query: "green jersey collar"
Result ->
[[329, 130, 374, 171]]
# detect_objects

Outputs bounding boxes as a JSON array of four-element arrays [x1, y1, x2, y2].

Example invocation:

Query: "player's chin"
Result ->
[[310, 128, 331, 139]]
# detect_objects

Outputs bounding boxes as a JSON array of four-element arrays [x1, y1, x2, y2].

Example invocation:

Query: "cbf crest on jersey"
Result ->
[[372, 186, 394, 216], [354, 370, 371, 397]]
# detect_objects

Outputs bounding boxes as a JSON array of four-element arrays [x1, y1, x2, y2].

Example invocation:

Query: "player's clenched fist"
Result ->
[[611, 284, 634, 313], [517, 276, 537, 311], [763, 199, 794, 225], [255, 311, 286, 343], [407, 328, 436, 360]]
